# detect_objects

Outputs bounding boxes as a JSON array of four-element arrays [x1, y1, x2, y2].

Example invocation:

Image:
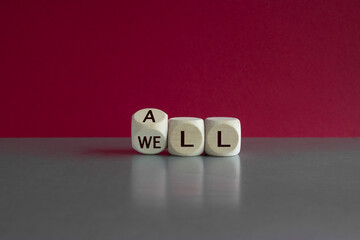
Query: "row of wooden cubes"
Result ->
[[132, 108, 241, 157]]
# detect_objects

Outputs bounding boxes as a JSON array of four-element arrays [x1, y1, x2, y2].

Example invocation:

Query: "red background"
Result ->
[[1, 0, 359, 137]]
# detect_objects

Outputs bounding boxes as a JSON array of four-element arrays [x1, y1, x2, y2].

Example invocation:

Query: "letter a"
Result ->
[[143, 110, 156, 123]]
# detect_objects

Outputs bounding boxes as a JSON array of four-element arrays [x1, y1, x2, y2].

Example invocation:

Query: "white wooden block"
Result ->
[[131, 108, 168, 154], [205, 117, 241, 156], [168, 117, 204, 156]]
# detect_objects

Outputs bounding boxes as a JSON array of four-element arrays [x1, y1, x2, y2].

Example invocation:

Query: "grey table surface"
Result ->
[[0, 138, 360, 240]]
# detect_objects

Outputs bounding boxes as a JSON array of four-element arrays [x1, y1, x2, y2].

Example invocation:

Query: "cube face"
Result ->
[[132, 129, 167, 154], [132, 108, 167, 125], [205, 117, 241, 156], [168, 117, 204, 156], [131, 108, 168, 154]]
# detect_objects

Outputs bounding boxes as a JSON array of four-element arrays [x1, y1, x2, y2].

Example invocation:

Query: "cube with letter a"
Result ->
[[131, 108, 168, 154]]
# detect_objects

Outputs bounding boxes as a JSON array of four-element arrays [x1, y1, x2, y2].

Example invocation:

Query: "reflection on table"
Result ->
[[131, 155, 167, 208], [168, 156, 204, 207], [131, 154, 241, 209]]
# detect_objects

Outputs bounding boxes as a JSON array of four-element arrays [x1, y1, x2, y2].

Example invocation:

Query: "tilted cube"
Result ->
[[168, 117, 204, 156], [205, 117, 241, 156], [131, 108, 168, 154]]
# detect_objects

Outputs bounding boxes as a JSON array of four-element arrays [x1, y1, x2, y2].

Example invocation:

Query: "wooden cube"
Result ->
[[168, 117, 204, 156], [131, 108, 168, 154], [205, 117, 241, 156]]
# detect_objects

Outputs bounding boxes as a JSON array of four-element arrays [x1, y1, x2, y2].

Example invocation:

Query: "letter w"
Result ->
[[138, 136, 152, 149]]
